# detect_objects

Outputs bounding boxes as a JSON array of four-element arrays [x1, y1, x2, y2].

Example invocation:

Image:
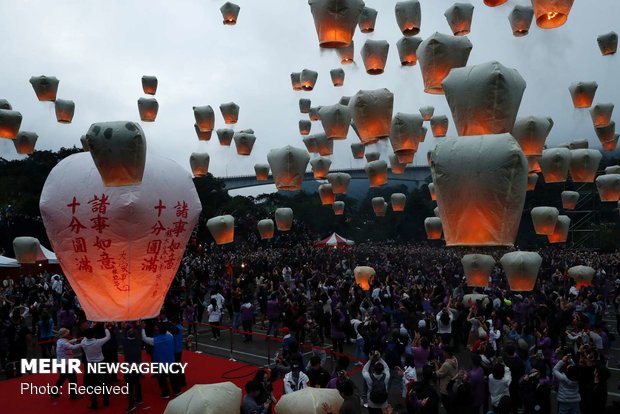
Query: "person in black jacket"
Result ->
[[307, 355, 330, 388], [123, 324, 143, 412], [503, 345, 525, 414], [407, 365, 439, 414], [322, 379, 361, 414]]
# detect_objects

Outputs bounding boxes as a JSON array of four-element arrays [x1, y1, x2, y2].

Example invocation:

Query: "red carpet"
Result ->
[[2, 352, 282, 414]]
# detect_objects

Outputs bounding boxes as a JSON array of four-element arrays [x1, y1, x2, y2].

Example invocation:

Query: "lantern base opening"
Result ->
[[536, 13, 567, 29], [453, 30, 471, 36], [513, 30, 529, 37], [366, 68, 385, 75], [424, 86, 444, 95], [402, 28, 420, 36], [223, 19, 237, 25]]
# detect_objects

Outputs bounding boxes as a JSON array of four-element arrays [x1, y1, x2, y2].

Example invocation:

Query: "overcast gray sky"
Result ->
[[0, 0, 618, 185]]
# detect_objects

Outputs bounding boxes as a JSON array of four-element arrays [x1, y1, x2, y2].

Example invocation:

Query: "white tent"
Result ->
[[37, 245, 59, 264], [0, 255, 20, 268], [315, 233, 355, 247]]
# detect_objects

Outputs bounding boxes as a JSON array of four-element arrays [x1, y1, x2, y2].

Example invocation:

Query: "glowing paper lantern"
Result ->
[[40, 152, 201, 321], [462, 254, 495, 288], [233, 130, 256, 156], [389, 154, 406, 174], [508, 5, 533, 37], [137, 98, 158, 122], [396, 36, 422, 66], [512, 116, 554, 157], [301, 69, 319, 91], [443, 61, 526, 136], [372, 197, 387, 216], [309, 107, 321, 122], [319, 104, 351, 139], [431, 115, 449, 137], [220, 102, 239, 125], [444, 3, 475, 36], [419, 106, 434, 121], [598, 31, 618, 56], [254, 164, 270, 181], [358, 7, 377, 33], [365, 152, 380, 162], [568, 266, 594, 289], [602, 135, 619, 152], [300, 99, 311, 114], [540, 148, 571, 183], [189, 153, 210, 177], [275, 208, 293, 231], [361, 40, 389, 75], [0, 109, 23, 139], [291, 73, 302, 91], [303, 136, 319, 153], [141, 76, 157, 95], [390, 112, 424, 163], [327, 173, 351, 194], [569, 149, 602, 183], [267, 146, 310, 191], [195, 125, 212, 141], [308, 0, 365, 48], [13, 237, 41, 264], [428, 183, 436, 201], [351, 142, 365, 159], [164, 382, 241, 414], [596, 174, 620, 202], [13, 131, 38, 154], [85, 121, 146, 187], [561, 191, 579, 210], [595, 121, 615, 145], [207, 215, 234, 245], [330, 68, 345, 87], [547, 215, 570, 243], [319, 184, 336, 205], [54, 99, 75, 124], [485, 0, 507, 6], [314, 133, 334, 156], [527, 173, 539, 191], [220, 2, 240, 25], [257, 219, 275, 240], [29, 75, 59, 101], [337, 41, 355, 64], [527, 156, 542, 173], [391, 193, 406, 211], [568, 82, 597, 109], [365, 160, 388, 187], [0, 99, 11, 110], [395, 1, 422, 36], [333, 201, 345, 215], [531, 206, 559, 235], [80, 135, 89, 152], [500, 251, 542, 292], [310, 157, 332, 179], [216, 128, 234, 146], [532, 0, 574, 29], [590, 104, 614, 128], [350, 89, 394, 145], [417, 33, 472, 95], [194, 106, 215, 132], [430, 134, 527, 246], [424, 217, 443, 240], [299, 120, 312, 136], [606, 166, 620, 175]]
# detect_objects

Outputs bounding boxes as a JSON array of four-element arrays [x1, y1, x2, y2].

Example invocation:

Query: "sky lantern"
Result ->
[[310, 156, 332, 179], [396, 36, 422, 66], [394, 1, 421, 36], [308, 0, 364, 48], [365, 151, 380, 162], [532, 0, 574, 29], [327, 172, 351, 194], [303, 135, 319, 153], [207, 215, 235, 245], [484, 0, 507, 6], [340, 96, 351, 105], [141, 76, 157, 95], [319, 184, 336, 205], [568, 265, 595, 289], [390, 112, 423, 163], [80, 135, 89, 151], [351, 142, 365, 159], [216, 128, 234, 146], [138, 98, 158, 122], [602, 135, 619, 152], [566, 139, 588, 150], [194, 125, 212, 141], [508, 4, 534, 37], [606, 165, 620, 174], [85, 121, 146, 187], [330, 68, 345, 87], [13, 237, 40, 264], [350, 89, 394, 145], [569, 149, 602, 182], [424, 217, 443, 240], [299, 98, 311, 114], [389, 154, 406, 174], [595, 122, 615, 145], [314, 133, 334, 156], [55, 99, 75, 124], [194, 105, 215, 132], [358, 7, 378, 33], [547, 215, 570, 243], [309, 107, 321, 121], [337, 40, 355, 64], [444, 3, 475, 36], [220, 2, 240, 25], [527, 156, 542, 173], [291, 72, 302, 91], [353, 267, 376, 292], [189, 152, 210, 177], [428, 183, 437, 201], [372, 197, 387, 216], [299, 120, 312, 135], [527, 173, 538, 191], [301, 69, 319, 91], [500, 251, 542, 292], [0, 99, 12, 110], [219, 102, 239, 124], [275, 207, 293, 231], [29, 75, 59, 101], [443, 61, 526, 136], [254, 164, 270, 181], [361, 40, 390, 75], [540, 148, 571, 183], [561, 191, 579, 209], [530, 206, 559, 235], [419, 106, 434, 121], [590, 103, 614, 128], [319, 104, 351, 139], [596, 174, 620, 202], [13, 131, 38, 154], [417, 32, 472, 95], [461, 254, 495, 288], [430, 134, 527, 246], [233, 130, 256, 155], [40, 151, 201, 321], [257, 219, 275, 240], [598, 31, 618, 56], [430, 115, 449, 137], [511, 117, 553, 157], [165, 382, 242, 414], [268, 145, 310, 191], [568, 81, 598, 109], [0, 109, 22, 139], [391, 193, 406, 211], [365, 160, 388, 187], [333, 201, 345, 215]]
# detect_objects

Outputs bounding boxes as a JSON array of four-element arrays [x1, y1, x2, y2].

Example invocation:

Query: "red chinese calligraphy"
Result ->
[[151, 221, 166, 236], [72, 237, 87, 253], [142, 255, 159, 273], [154, 200, 166, 217], [174, 201, 189, 219], [170, 219, 188, 237], [147, 240, 162, 255], [68, 217, 87, 234], [75, 255, 93, 273], [67, 197, 81, 214], [93, 237, 112, 251], [90, 214, 110, 234], [97, 252, 116, 270], [88, 194, 110, 214]]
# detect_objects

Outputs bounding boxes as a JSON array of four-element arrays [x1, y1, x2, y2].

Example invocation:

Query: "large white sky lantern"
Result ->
[[308, 0, 364, 49], [532, 0, 574, 29], [164, 382, 241, 414], [540, 147, 571, 183], [443, 61, 526, 136], [568, 265, 595, 289], [461, 254, 495, 288], [350, 88, 394, 145], [193, 105, 215, 132], [444, 3, 475, 36], [391, 193, 406, 211], [417, 32, 472, 95], [29, 75, 59, 102], [372, 197, 387, 216], [85, 121, 147, 187], [0, 109, 22, 139], [512, 116, 554, 157], [354, 266, 375, 290], [333, 201, 345, 215], [189, 152, 210, 177], [257, 219, 275, 240], [358, 7, 377, 33], [327, 172, 351, 194], [315, 133, 334, 156], [568, 81, 597, 109], [596, 174, 620, 202], [396, 36, 422, 66], [395, 1, 422, 36], [365, 160, 388, 187], [300, 69, 319, 91], [500, 251, 542, 292], [216, 128, 234, 146], [137, 98, 158, 122], [268, 145, 310, 191], [569, 149, 602, 182], [561, 191, 579, 209], [219, 102, 239, 125], [13, 236, 41, 264], [39, 152, 201, 321], [351, 142, 365, 159], [508, 5, 534, 37], [361, 39, 390, 75], [590, 103, 614, 128], [330, 68, 345, 86], [311, 156, 332, 179], [598, 31, 618, 56], [390, 112, 424, 163], [254, 163, 270, 181], [530, 206, 559, 235], [319, 104, 351, 139], [548, 215, 570, 243], [207, 215, 234, 245], [55, 99, 75, 124], [424, 217, 443, 240], [430, 134, 527, 246], [275, 207, 294, 231], [141, 75, 157, 95], [319, 183, 335, 205], [389, 154, 406, 174], [277, 386, 344, 414], [233, 129, 256, 155], [13, 131, 38, 154], [303, 135, 319, 153]]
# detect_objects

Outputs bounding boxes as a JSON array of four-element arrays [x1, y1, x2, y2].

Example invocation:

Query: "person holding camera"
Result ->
[[362, 351, 390, 414]]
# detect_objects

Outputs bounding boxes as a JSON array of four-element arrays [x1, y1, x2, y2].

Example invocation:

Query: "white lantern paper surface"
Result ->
[[590, 103, 614, 128], [530, 206, 559, 235], [389, 154, 406, 174], [308, 0, 365, 49], [372, 197, 387, 216], [417, 32, 472, 95], [568, 81, 597, 109], [319, 184, 336, 205], [275, 208, 294, 231], [311, 157, 332, 179], [561, 191, 579, 210], [548, 215, 570, 243], [220, 2, 240, 25], [268, 146, 310, 191], [365, 152, 380, 163], [391, 193, 406, 211], [217, 129, 234, 146], [194, 106, 215, 132], [257, 219, 275, 240], [508, 5, 534, 37], [276, 388, 343, 414], [540, 148, 571, 183], [319, 104, 351, 139], [500, 251, 542, 292], [569, 149, 602, 183], [365, 160, 388, 187], [164, 382, 241, 414], [0, 109, 22, 139], [220, 102, 240, 124], [351, 142, 365, 159], [55, 99, 75, 124], [255, 164, 270, 181], [358, 7, 378, 33], [395, 1, 422, 36], [189, 153, 210, 177], [141, 76, 158, 95], [424, 217, 443, 240], [234, 130, 257, 156], [30, 75, 59, 101], [138, 98, 158, 122], [327, 173, 351, 194], [13, 237, 41, 264], [13, 131, 38, 154], [567, 265, 595, 289], [598, 31, 618, 56], [350, 89, 394, 145], [444, 2, 475, 36], [596, 174, 620, 202], [207, 215, 234, 245], [333, 201, 345, 215], [354, 266, 376, 291], [512, 116, 554, 157], [396, 36, 422, 66], [461, 254, 495, 288]]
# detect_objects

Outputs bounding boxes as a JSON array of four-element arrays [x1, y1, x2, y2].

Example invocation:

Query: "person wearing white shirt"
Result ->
[[53, 328, 81, 399], [80, 324, 112, 409], [488, 363, 511, 409], [283, 362, 309, 394], [362, 352, 390, 413]]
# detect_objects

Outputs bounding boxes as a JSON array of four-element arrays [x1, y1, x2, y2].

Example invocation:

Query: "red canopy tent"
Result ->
[[315, 232, 355, 248]]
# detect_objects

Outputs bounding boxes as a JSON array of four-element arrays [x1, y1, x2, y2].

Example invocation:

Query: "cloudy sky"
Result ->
[[0, 0, 618, 187]]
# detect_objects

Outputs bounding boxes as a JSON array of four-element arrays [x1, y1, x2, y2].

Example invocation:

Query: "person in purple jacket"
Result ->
[[468, 354, 486, 414], [266, 294, 282, 338], [241, 296, 255, 343]]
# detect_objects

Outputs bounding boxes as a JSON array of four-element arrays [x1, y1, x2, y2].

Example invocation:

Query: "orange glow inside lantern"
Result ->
[[391, 196, 406, 212], [507, 272, 537, 291], [466, 271, 489, 288], [571, 93, 594, 108], [562, 197, 577, 210], [547, 217, 569, 243], [212, 226, 234, 244], [0, 110, 22, 139], [367, 170, 387, 187], [372, 201, 387, 216], [484, 0, 508, 5], [362, 50, 388, 75], [333, 202, 345, 215], [319, 185, 335, 205], [396, 150, 415, 164], [602, 137, 619, 152], [258, 227, 274, 240], [429, 184, 436, 201], [312, 166, 330, 179], [299, 121, 311, 135], [527, 173, 538, 191], [138, 99, 158, 122], [431, 121, 448, 137], [533, 0, 573, 29], [572, 274, 593, 289], [426, 226, 442, 240], [55, 101, 75, 124], [291, 73, 302, 91], [527, 157, 542, 173], [354, 267, 375, 290], [255, 167, 269, 181]]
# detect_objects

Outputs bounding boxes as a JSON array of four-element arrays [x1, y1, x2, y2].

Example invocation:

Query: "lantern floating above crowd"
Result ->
[[337, 40, 355, 64], [55, 99, 75, 124], [540, 148, 571, 183], [275, 208, 294, 231], [358, 7, 377, 33], [303, 135, 318, 153], [500, 251, 542, 292], [547, 215, 570, 243], [568, 81, 598, 109], [389, 154, 406, 174], [424, 217, 443, 240], [590, 103, 614, 128], [138, 98, 158, 122], [195, 125, 211, 141], [207, 215, 235, 245], [314, 133, 334, 156], [531, 206, 559, 235], [268, 146, 310, 191], [351, 142, 365, 159], [254, 164, 270, 181], [216, 128, 234, 146], [333, 201, 345, 215], [29, 75, 59, 101], [13, 236, 41, 264], [390, 112, 423, 163], [361, 40, 390, 75], [417, 32, 473, 95], [194, 106, 215, 132], [233, 130, 256, 156], [430, 115, 449, 138], [219, 102, 239, 125], [300, 69, 319, 91], [354, 266, 376, 291], [511, 116, 553, 157], [461, 254, 495, 288], [532, 0, 574, 29], [257, 219, 275, 240], [319, 104, 351, 140], [308, 0, 364, 48], [220, 2, 240, 25], [371, 197, 387, 217], [391, 193, 406, 212], [13, 131, 38, 154], [561, 191, 579, 210], [319, 184, 336, 206], [527, 173, 538, 191], [568, 265, 595, 289], [350, 88, 394, 145], [508, 5, 534, 37], [299, 120, 312, 136], [141, 76, 157, 95], [396, 36, 422, 66], [444, 3, 475, 36], [394, 1, 422, 36], [330, 68, 345, 87], [189, 152, 210, 177], [596, 174, 620, 202], [569, 149, 602, 183], [598, 31, 618, 56], [365, 160, 388, 187], [327, 172, 351, 194], [0, 109, 22, 139], [310, 157, 332, 179]]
